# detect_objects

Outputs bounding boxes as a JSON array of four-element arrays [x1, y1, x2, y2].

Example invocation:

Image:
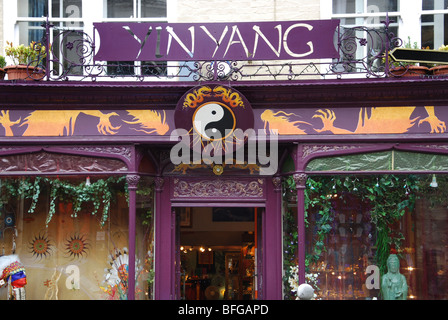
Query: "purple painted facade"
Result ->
[[1, 17, 448, 301]]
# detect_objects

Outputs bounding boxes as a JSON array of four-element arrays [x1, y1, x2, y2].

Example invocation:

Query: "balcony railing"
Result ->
[[5, 16, 446, 82]]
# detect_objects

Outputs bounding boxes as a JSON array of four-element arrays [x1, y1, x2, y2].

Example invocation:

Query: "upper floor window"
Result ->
[[104, 0, 167, 19], [329, 0, 399, 75], [103, 0, 168, 77], [11, 0, 168, 78], [17, 0, 83, 44], [421, 0, 448, 49], [330, 0, 448, 50]]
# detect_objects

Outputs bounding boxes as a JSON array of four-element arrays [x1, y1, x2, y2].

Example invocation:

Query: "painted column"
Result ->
[[126, 174, 140, 300], [263, 176, 283, 299], [293, 172, 307, 285], [154, 176, 173, 299]]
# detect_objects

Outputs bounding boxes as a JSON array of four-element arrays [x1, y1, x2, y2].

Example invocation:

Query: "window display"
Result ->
[[284, 173, 448, 300], [0, 175, 155, 300]]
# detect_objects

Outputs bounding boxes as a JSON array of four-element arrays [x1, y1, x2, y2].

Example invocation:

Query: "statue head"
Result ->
[[386, 254, 400, 273]]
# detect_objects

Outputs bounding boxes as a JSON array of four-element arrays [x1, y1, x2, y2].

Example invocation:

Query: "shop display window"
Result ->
[[283, 174, 448, 300], [0, 175, 155, 300]]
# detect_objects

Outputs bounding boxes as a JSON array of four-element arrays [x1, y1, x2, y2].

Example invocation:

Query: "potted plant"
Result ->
[[388, 37, 430, 77], [0, 55, 6, 80], [4, 41, 46, 80], [429, 44, 448, 76]]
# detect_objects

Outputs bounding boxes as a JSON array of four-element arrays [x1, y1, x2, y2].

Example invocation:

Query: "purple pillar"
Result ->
[[126, 174, 140, 300], [263, 176, 283, 299], [293, 173, 307, 285], [154, 176, 173, 299]]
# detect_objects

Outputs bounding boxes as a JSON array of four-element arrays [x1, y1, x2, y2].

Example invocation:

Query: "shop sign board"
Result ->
[[389, 48, 448, 65], [94, 20, 340, 61]]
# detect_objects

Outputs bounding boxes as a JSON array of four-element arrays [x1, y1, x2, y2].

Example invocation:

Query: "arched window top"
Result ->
[[306, 150, 448, 172], [0, 151, 127, 174]]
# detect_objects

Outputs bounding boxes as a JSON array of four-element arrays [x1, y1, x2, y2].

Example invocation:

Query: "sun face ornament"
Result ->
[[174, 85, 254, 160], [64, 234, 89, 259], [28, 233, 53, 260]]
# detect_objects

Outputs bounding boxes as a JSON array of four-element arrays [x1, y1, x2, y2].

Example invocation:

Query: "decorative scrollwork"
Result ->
[[173, 178, 264, 199]]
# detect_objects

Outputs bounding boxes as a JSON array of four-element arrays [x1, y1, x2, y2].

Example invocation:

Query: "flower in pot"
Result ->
[[388, 37, 430, 77], [429, 44, 448, 76], [4, 41, 47, 80], [0, 55, 6, 80]]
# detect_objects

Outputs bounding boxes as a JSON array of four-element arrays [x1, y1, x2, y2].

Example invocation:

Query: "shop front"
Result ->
[[0, 18, 448, 300]]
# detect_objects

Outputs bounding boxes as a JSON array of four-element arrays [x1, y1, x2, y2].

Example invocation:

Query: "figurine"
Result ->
[[381, 254, 408, 300], [0, 255, 27, 300], [297, 283, 314, 300]]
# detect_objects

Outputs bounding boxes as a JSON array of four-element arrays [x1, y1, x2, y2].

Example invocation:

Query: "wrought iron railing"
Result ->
[[8, 16, 445, 82]]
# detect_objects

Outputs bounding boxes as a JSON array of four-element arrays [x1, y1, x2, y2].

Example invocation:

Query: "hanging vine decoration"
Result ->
[[0, 176, 126, 227]]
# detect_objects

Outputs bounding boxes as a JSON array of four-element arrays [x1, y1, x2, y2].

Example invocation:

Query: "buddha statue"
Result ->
[[381, 254, 408, 300]]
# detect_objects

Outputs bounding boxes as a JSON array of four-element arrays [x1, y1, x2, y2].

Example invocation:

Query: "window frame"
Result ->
[[3, 0, 172, 80], [322, 0, 448, 50]]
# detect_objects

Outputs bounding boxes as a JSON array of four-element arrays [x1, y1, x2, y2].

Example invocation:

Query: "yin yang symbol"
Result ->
[[193, 102, 236, 140]]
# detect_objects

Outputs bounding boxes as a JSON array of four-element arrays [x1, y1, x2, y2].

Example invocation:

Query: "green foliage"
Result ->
[[5, 41, 47, 66], [0, 56, 6, 69], [0, 176, 126, 227], [282, 173, 425, 294]]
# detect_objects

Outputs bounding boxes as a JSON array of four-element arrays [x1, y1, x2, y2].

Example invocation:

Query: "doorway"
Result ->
[[176, 206, 262, 300]]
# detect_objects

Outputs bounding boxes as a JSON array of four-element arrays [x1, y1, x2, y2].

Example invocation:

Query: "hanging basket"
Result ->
[[4, 65, 45, 81]]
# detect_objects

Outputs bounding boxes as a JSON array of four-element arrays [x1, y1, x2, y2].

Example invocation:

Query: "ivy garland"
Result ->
[[0, 176, 126, 227], [282, 174, 431, 298]]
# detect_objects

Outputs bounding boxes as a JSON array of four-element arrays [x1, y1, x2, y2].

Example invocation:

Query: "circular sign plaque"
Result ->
[[174, 84, 254, 156]]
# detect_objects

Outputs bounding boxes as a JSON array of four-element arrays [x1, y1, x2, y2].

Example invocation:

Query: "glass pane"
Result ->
[[423, 0, 435, 10], [18, 21, 45, 47], [0, 176, 129, 300], [421, 14, 448, 49], [305, 151, 393, 171], [422, 0, 448, 10], [333, 0, 398, 15], [141, 61, 167, 76], [18, 0, 48, 17], [107, 61, 135, 76], [306, 191, 377, 299], [333, 0, 357, 14], [414, 194, 448, 299], [52, 0, 82, 18], [51, 28, 86, 76], [300, 174, 448, 300], [367, 0, 398, 12], [0, 151, 126, 172], [141, 0, 167, 18], [135, 177, 155, 300], [107, 0, 133, 18], [306, 151, 448, 172]]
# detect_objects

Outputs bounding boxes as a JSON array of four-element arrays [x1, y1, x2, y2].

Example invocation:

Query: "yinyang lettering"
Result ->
[[94, 20, 339, 61]]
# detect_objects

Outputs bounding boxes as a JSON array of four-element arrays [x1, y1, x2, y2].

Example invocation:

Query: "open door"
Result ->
[[176, 206, 262, 300]]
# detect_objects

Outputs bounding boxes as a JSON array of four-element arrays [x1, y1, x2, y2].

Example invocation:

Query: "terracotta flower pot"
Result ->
[[4, 64, 45, 81], [430, 65, 448, 76], [389, 65, 429, 77]]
